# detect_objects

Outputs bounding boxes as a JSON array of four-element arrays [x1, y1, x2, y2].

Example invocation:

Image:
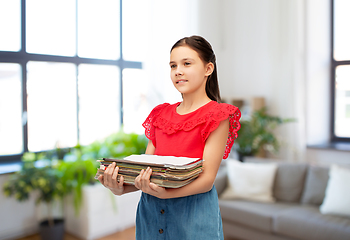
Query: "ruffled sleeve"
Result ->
[[142, 103, 170, 147], [201, 103, 241, 159]]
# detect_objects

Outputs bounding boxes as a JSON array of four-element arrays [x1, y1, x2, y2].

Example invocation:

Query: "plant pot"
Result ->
[[64, 184, 141, 239], [238, 152, 245, 162], [39, 218, 64, 240], [237, 152, 254, 162]]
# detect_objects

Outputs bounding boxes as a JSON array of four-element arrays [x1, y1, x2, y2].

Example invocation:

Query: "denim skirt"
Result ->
[[135, 186, 224, 240]]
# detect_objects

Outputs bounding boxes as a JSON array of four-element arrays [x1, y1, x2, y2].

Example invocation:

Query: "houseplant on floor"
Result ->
[[233, 107, 295, 162], [3, 151, 67, 240], [61, 129, 148, 239], [2, 147, 98, 240], [3, 129, 148, 239], [58, 128, 148, 216]]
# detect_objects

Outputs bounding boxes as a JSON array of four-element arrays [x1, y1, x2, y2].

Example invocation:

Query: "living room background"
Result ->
[[1, 0, 350, 238]]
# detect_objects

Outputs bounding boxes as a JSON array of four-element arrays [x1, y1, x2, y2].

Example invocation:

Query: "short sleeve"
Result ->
[[142, 103, 170, 147], [225, 108, 241, 158], [201, 103, 241, 159]]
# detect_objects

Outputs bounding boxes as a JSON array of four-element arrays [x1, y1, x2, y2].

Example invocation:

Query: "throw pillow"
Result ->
[[319, 164, 350, 217], [301, 165, 329, 205], [273, 163, 308, 202], [220, 159, 278, 202]]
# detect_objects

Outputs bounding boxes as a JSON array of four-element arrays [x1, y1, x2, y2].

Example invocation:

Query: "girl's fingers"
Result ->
[[135, 177, 142, 189], [138, 169, 145, 184], [145, 167, 152, 179], [98, 175, 104, 185], [100, 163, 124, 194], [134, 178, 139, 189], [134, 167, 154, 192], [137, 169, 148, 190], [139, 168, 147, 187], [118, 175, 124, 188], [139, 169, 145, 177], [104, 162, 116, 186], [112, 166, 119, 182], [149, 182, 158, 191], [140, 169, 147, 187], [134, 170, 143, 189], [149, 182, 165, 193], [140, 167, 152, 190]]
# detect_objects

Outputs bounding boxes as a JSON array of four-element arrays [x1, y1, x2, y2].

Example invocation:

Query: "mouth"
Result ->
[[176, 79, 188, 84]]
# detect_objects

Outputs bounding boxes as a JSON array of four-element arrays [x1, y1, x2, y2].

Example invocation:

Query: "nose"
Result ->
[[175, 67, 183, 76]]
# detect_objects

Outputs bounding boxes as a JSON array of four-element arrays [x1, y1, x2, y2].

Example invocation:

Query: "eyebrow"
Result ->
[[169, 58, 195, 65]]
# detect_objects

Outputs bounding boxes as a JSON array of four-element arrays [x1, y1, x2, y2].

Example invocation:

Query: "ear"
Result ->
[[205, 62, 214, 77]]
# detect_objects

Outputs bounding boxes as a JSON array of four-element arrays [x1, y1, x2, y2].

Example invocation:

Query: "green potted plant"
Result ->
[[233, 107, 295, 162], [3, 152, 67, 240], [62, 129, 148, 239], [2, 144, 98, 239], [58, 128, 147, 215], [57, 149, 98, 216], [3, 128, 148, 239]]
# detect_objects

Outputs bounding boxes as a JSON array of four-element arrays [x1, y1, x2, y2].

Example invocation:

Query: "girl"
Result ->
[[98, 35, 241, 240]]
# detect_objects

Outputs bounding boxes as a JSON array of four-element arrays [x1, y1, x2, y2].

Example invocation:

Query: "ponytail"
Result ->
[[206, 61, 221, 102]]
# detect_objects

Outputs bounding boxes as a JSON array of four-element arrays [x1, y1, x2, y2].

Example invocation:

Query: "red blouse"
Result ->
[[142, 101, 241, 159]]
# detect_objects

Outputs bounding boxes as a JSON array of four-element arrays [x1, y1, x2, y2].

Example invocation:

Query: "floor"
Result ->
[[16, 226, 136, 240]]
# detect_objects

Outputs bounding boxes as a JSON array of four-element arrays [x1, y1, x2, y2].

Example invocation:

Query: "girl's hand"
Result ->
[[98, 162, 125, 196], [134, 167, 167, 198]]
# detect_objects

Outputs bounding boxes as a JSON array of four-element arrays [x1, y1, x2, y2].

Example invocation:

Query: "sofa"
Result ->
[[214, 159, 350, 240]]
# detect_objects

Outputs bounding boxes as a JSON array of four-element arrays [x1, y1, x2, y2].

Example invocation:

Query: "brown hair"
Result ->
[[170, 35, 221, 102]]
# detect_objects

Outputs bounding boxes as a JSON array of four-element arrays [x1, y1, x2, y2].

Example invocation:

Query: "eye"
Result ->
[[184, 62, 191, 66], [170, 64, 177, 69]]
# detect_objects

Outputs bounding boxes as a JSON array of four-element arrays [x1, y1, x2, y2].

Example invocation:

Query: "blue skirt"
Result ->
[[135, 186, 224, 240]]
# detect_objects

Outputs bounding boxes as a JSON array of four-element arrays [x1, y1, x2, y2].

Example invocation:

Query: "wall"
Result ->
[[198, 0, 306, 161], [198, 0, 350, 163]]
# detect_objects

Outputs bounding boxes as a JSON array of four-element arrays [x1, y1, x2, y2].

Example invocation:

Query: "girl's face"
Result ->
[[169, 46, 213, 96]]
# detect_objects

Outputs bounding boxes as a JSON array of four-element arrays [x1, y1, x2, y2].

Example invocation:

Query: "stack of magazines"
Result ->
[[94, 154, 203, 188]]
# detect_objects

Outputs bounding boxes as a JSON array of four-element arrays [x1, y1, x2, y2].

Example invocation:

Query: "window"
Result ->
[[0, 0, 198, 163], [0, 63, 23, 156], [331, 0, 350, 141], [0, 0, 142, 162]]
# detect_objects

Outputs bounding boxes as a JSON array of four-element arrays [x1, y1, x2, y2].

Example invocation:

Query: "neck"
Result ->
[[177, 77, 212, 114], [177, 93, 212, 114]]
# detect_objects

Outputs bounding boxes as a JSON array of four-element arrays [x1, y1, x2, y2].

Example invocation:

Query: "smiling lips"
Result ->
[[176, 79, 188, 84]]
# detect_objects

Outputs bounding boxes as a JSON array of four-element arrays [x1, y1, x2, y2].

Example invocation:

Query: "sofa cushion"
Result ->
[[219, 199, 296, 233], [273, 163, 308, 202], [273, 205, 350, 240], [301, 165, 329, 205], [320, 164, 350, 217], [222, 160, 278, 202]]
